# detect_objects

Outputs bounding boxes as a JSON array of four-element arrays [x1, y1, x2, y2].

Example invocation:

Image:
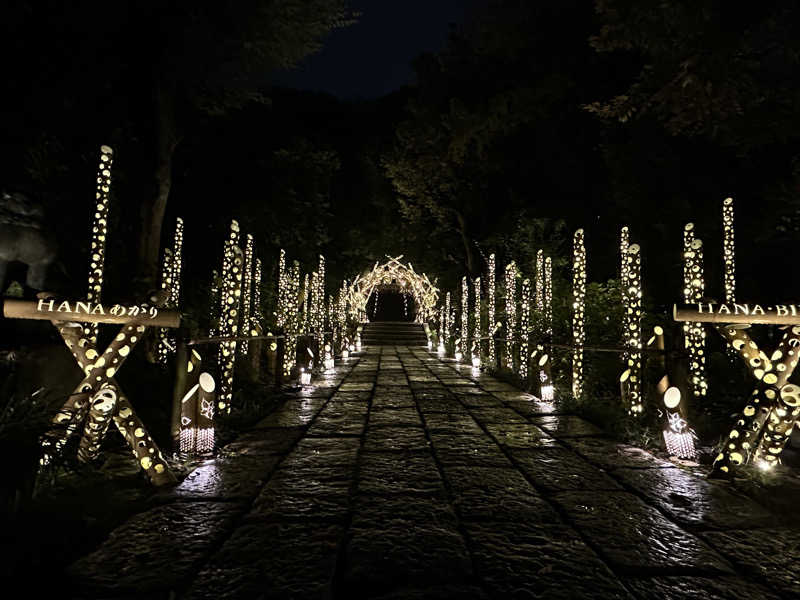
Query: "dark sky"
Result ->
[[273, 0, 479, 99]]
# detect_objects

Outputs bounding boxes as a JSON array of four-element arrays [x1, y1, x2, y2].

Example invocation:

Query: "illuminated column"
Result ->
[[622, 244, 643, 414], [461, 276, 469, 360], [85, 145, 114, 342], [156, 248, 174, 364], [445, 291, 452, 349], [620, 227, 631, 366], [541, 257, 554, 400], [317, 255, 326, 335], [439, 304, 446, 353], [473, 277, 481, 365], [683, 224, 707, 398], [572, 229, 586, 399], [179, 351, 216, 454], [505, 262, 517, 371], [302, 273, 310, 333], [723, 197, 736, 304], [282, 261, 301, 378], [277, 249, 287, 329], [157, 217, 184, 363], [488, 254, 496, 365], [217, 220, 242, 414], [520, 278, 531, 380], [310, 271, 319, 334], [77, 386, 117, 463], [251, 258, 262, 336], [209, 269, 220, 337], [535, 250, 544, 314], [240, 234, 254, 355]]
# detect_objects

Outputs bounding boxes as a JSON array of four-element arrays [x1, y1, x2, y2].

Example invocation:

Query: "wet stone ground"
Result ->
[[66, 347, 800, 599]]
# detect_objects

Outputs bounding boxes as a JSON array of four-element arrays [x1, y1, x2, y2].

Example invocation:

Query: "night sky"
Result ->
[[273, 0, 480, 99]]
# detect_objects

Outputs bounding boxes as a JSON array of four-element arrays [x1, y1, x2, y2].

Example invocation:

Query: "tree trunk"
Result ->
[[455, 211, 475, 276], [137, 81, 179, 292]]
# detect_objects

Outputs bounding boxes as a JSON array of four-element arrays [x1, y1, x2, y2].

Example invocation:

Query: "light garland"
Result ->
[[505, 262, 517, 371], [282, 261, 300, 378], [572, 229, 586, 399], [622, 243, 643, 415], [85, 145, 114, 343], [683, 224, 707, 398], [240, 234, 254, 355], [488, 254, 496, 365], [722, 197, 736, 304], [520, 278, 531, 380], [461, 276, 469, 360], [473, 277, 481, 365]]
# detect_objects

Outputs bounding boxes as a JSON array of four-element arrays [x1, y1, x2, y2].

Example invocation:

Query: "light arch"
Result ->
[[347, 255, 439, 323]]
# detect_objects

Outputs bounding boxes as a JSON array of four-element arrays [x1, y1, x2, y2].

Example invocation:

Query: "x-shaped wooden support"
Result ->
[[710, 324, 800, 477], [41, 319, 175, 486]]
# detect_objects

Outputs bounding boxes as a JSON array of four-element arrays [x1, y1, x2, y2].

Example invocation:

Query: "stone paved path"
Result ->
[[67, 347, 800, 599]]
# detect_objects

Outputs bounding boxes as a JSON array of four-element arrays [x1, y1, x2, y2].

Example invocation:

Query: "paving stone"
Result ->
[[455, 392, 504, 407], [184, 522, 344, 600], [351, 494, 459, 527], [414, 389, 455, 401], [509, 448, 623, 493], [701, 529, 800, 596], [484, 423, 560, 449], [465, 521, 632, 599], [372, 393, 417, 409], [444, 466, 558, 521], [416, 398, 464, 413], [220, 427, 305, 456], [552, 491, 733, 573], [369, 585, 490, 600], [478, 381, 520, 392], [468, 406, 529, 423], [253, 402, 322, 428], [368, 406, 422, 428], [423, 412, 484, 435], [358, 451, 444, 495], [504, 399, 560, 417], [330, 390, 373, 402], [364, 425, 430, 451], [623, 576, 781, 600], [531, 415, 605, 437], [565, 436, 675, 470], [340, 382, 375, 392], [160, 455, 281, 501], [306, 400, 369, 436], [68, 502, 243, 595], [613, 467, 775, 530], [341, 511, 473, 598], [281, 437, 360, 469]]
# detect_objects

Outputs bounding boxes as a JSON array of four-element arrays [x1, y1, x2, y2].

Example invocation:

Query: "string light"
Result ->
[[461, 276, 469, 360], [488, 254, 496, 365], [572, 229, 586, 399], [683, 224, 707, 398], [505, 262, 517, 372], [85, 145, 114, 343], [520, 278, 530, 380]]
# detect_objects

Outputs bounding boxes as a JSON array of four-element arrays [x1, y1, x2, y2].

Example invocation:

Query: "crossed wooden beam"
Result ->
[[674, 304, 800, 477], [4, 295, 180, 486]]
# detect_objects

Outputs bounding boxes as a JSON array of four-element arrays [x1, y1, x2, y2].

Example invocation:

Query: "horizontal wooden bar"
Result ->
[[673, 303, 800, 325], [3, 298, 180, 328]]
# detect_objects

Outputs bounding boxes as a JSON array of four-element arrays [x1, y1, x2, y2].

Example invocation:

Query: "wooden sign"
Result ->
[[3, 298, 180, 328], [673, 303, 800, 325]]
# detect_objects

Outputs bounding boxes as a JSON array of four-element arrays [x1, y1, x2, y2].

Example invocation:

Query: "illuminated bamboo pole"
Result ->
[[85, 145, 114, 343], [622, 244, 643, 414], [620, 227, 630, 365], [520, 278, 531, 380], [505, 262, 517, 371], [683, 224, 707, 398], [77, 386, 118, 462], [209, 269, 220, 337], [252, 258, 262, 336], [535, 250, 544, 314], [488, 254, 496, 365], [572, 229, 586, 399], [461, 276, 469, 360], [277, 249, 288, 329], [302, 273, 310, 333], [473, 277, 481, 365], [438, 304, 446, 353], [156, 248, 174, 364], [445, 291, 452, 349], [722, 198, 736, 304], [310, 271, 319, 333], [541, 256, 553, 399], [282, 261, 301, 378], [240, 234, 254, 355], [709, 325, 799, 476], [217, 221, 242, 414]]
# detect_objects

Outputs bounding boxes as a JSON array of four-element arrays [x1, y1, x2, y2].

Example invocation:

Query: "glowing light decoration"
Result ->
[[252, 258, 262, 337], [723, 197, 736, 304], [282, 261, 300, 378], [438, 304, 446, 353], [157, 217, 184, 364], [277, 249, 288, 329], [445, 292, 452, 349], [302, 272, 310, 333], [317, 255, 326, 335], [461, 276, 469, 360], [505, 262, 517, 371], [535, 250, 544, 314], [209, 269, 220, 337], [683, 224, 707, 398], [337, 281, 348, 352], [622, 243, 643, 414], [488, 254, 496, 365], [345, 256, 439, 325], [572, 229, 586, 399], [540, 257, 553, 399], [179, 351, 216, 454], [660, 385, 696, 459], [544, 257, 552, 340], [619, 227, 631, 367], [520, 278, 531, 380], [156, 248, 174, 364], [85, 145, 114, 343], [217, 221, 242, 414], [240, 234, 255, 355], [473, 277, 481, 364]]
